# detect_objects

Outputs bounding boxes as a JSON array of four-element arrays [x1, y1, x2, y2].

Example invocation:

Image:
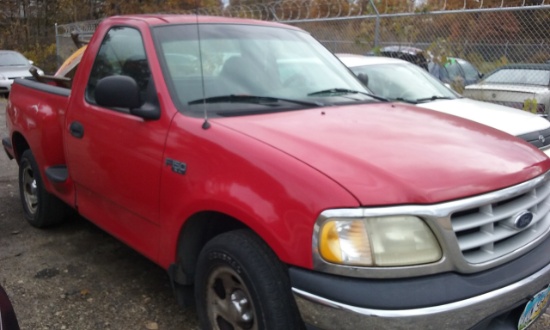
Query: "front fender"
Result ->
[[157, 115, 359, 270]]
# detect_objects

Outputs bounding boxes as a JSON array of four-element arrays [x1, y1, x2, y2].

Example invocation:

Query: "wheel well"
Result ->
[[11, 132, 29, 162], [174, 211, 248, 285]]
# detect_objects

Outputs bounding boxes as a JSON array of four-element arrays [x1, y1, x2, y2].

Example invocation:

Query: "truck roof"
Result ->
[[103, 14, 302, 30]]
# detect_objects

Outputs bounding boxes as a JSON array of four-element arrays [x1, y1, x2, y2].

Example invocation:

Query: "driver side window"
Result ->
[[86, 27, 152, 106]]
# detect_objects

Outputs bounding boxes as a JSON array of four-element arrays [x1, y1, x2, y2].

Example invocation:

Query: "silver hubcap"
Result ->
[[22, 163, 38, 215], [206, 266, 257, 330]]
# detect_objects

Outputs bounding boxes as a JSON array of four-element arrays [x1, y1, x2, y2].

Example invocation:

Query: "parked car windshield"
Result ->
[[483, 69, 550, 86], [458, 59, 481, 82], [153, 24, 374, 116], [348, 62, 457, 103], [0, 51, 30, 66]]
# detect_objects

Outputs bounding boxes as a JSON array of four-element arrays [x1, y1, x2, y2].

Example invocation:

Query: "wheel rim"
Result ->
[[206, 265, 258, 330], [22, 163, 38, 215]]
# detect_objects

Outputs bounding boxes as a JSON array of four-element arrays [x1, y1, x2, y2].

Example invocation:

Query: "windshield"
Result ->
[[349, 62, 457, 103], [153, 24, 373, 116], [457, 59, 480, 82], [483, 68, 550, 86], [0, 51, 30, 66]]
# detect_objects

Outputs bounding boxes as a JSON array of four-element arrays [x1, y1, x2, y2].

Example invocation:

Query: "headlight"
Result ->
[[318, 215, 442, 267]]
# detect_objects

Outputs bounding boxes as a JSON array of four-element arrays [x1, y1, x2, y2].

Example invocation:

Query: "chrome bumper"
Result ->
[[293, 262, 550, 330]]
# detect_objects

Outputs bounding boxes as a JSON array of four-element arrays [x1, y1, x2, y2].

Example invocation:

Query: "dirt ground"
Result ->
[[0, 98, 199, 329], [1, 97, 550, 330]]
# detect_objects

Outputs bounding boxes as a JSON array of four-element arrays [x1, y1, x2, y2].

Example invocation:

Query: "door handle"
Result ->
[[69, 121, 84, 139]]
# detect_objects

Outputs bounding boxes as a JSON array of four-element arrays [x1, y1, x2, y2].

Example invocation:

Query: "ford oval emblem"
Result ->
[[514, 211, 533, 229]]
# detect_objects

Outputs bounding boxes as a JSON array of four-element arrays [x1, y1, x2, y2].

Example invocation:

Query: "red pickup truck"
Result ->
[[4, 15, 550, 330]]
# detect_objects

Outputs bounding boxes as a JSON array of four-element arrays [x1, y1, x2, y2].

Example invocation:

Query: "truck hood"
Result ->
[[215, 103, 549, 206], [417, 98, 550, 136]]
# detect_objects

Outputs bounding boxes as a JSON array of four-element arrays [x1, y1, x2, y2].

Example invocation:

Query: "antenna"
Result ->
[[195, 1, 210, 129]]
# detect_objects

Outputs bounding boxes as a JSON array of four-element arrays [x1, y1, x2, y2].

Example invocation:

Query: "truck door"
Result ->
[[64, 26, 166, 260]]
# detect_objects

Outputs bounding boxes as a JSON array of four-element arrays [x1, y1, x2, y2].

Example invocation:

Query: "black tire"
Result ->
[[18, 150, 67, 228], [195, 229, 304, 330]]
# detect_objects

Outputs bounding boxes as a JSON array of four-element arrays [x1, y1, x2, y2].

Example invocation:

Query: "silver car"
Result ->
[[337, 54, 550, 155], [0, 50, 43, 96], [464, 64, 550, 118]]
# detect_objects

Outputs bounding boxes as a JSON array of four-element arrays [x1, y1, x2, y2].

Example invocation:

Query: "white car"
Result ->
[[0, 50, 44, 95], [463, 64, 550, 118], [337, 54, 550, 154]]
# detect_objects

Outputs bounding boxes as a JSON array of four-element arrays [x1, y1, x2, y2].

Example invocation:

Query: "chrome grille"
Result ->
[[451, 178, 550, 264], [517, 126, 550, 150]]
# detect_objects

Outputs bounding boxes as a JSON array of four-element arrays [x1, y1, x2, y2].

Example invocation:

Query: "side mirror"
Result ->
[[96, 75, 141, 109], [357, 73, 369, 87], [95, 75, 160, 120]]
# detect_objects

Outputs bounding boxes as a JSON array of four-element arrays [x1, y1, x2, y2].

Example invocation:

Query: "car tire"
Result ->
[[18, 150, 67, 228], [195, 229, 304, 330]]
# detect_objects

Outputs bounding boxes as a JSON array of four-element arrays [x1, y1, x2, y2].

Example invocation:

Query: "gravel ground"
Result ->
[[0, 98, 198, 329], [1, 97, 550, 330]]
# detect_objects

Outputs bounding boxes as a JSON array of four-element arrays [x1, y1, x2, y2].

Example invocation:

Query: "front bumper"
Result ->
[[291, 236, 550, 330], [0, 79, 13, 95]]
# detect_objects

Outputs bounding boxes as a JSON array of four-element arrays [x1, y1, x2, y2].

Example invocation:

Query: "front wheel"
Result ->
[[195, 229, 304, 330], [18, 150, 67, 228]]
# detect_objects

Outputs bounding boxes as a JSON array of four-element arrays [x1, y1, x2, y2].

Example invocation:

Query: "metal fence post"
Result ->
[[55, 23, 60, 67], [369, 0, 380, 48]]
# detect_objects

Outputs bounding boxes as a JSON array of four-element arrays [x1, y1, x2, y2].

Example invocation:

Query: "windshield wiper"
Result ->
[[394, 97, 418, 104], [307, 88, 388, 102], [415, 96, 454, 103], [188, 94, 324, 107]]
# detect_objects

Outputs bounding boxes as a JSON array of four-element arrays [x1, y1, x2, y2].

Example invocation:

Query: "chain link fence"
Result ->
[[55, 1, 550, 112], [288, 3, 550, 113], [55, 2, 550, 65], [291, 6, 550, 65], [55, 20, 99, 64]]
